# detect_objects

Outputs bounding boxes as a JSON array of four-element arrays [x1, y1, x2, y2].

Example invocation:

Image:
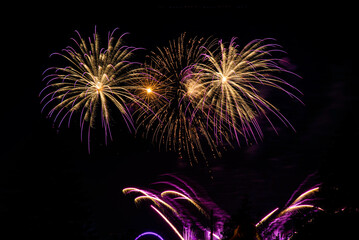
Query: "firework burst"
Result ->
[[133, 33, 220, 164], [193, 37, 302, 146], [134, 36, 302, 163], [40, 27, 143, 152]]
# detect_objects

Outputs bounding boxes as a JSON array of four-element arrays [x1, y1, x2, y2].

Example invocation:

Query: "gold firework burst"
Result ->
[[193, 38, 302, 145], [40, 28, 144, 151], [134, 33, 220, 163]]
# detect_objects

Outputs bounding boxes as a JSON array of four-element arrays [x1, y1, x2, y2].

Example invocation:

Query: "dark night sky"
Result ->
[[1, 4, 356, 240]]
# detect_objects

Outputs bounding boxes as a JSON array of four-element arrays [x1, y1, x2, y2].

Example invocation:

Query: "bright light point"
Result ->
[[146, 87, 152, 93], [222, 76, 227, 82], [95, 82, 103, 92]]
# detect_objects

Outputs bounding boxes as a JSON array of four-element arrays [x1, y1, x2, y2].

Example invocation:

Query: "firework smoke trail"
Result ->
[[133, 33, 221, 164], [123, 175, 229, 240], [40, 27, 144, 152], [256, 185, 323, 240], [193, 38, 302, 146]]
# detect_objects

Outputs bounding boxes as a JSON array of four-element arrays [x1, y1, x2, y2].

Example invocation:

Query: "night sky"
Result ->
[[2, 4, 356, 240]]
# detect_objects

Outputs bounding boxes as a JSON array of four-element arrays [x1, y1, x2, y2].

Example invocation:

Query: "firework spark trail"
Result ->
[[255, 207, 279, 227], [257, 184, 323, 240], [161, 190, 208, 217], [193, 37, 302, 147], [122, 187, 178, 215], [151, 205, 185, 240], [125, 175, 323, 240], [133, 33, 221, 164], [123, 176, 229, 240], [40, 27, 145, 152], [283, 172, 318, 207]]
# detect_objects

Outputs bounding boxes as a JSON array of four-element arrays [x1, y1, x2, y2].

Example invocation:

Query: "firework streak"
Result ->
[[125, 176, 323, 240], [134, 231, 165, 240], [123, 174, 229, 240], [256, 185, 323, 239]]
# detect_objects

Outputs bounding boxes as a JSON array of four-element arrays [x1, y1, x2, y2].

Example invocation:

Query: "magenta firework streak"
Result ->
[[134, 231, 165, 240], [124, 175, 323, 240], [123, 175, 229, 240], [256, 185, 323, 240]]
